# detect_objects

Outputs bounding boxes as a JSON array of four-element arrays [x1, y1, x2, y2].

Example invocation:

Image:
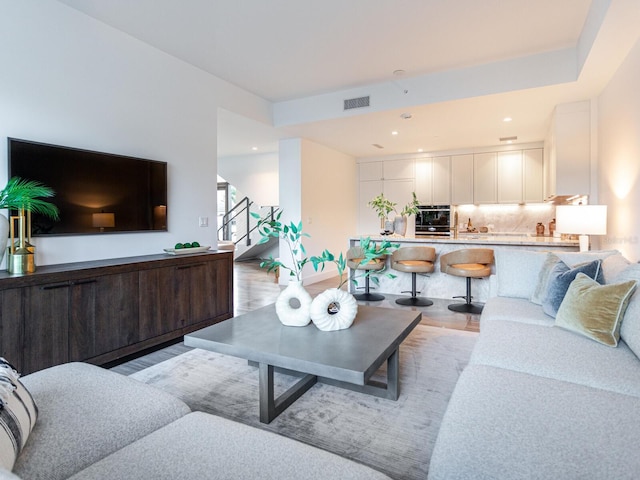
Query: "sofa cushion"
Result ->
[[0, 359, 37, 471], [555, 249, 619, 267], [614, 264, 640, 359], [541, 259, 602, 317], [469, 319, 640, 397], [495, 249, 548, 299], [14, 363, 190, 480], [428, 365, 640, 480], [555, 273, 637, 347], [68, 412, 391, 480], [530, 252, 560, 305], [480, 297, 554, 327]]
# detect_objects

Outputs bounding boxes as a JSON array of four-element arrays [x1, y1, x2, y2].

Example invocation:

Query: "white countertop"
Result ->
[[351, 233, 579, 247]]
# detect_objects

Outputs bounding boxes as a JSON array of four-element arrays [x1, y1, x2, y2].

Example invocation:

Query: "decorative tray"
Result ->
[[163, 246, 211, 255]]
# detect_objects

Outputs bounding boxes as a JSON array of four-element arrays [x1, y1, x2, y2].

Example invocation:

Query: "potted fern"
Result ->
[[0, 177, 60, 269]]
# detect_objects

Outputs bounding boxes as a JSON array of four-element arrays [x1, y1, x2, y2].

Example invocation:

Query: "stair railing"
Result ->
[[218, 197, 252, 244]]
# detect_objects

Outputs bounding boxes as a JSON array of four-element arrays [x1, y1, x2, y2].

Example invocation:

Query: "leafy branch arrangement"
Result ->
[[251, 210, 309, 281], [310, 250, 347, 289], [400, 191, 420, 217], [355, 236, 399, 287], [0, 177, 60, 219], [368, 193, 396, 219]]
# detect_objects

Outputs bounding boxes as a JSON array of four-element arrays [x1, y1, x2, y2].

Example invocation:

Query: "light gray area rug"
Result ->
[[130, 324, 478, 480]]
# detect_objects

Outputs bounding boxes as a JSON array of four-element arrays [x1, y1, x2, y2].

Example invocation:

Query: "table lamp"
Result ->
[[92, 212, 115, 232], [555, 205, 607, 252]]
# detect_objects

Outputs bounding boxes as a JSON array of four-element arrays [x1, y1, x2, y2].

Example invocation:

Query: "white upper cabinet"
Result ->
[[545, 101, 591, 199], [383, 159, 414, 180], [451, 154, 474, 205], [523, 148, 544, 203], [473, 152, 497, 204], [415, 156, 451, 205], [497, 151, 523, 203], [359, 162, 383, 182]]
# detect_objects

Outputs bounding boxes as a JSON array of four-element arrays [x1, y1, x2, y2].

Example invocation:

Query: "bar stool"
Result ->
[[440, 248, 494, 314], [390, 246, 436, 306], [347, 246, 386, 301]]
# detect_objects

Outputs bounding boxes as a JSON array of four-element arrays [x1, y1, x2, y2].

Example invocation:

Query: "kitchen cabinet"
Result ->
[[545, 101, 591, 199], [0, 252, 233, 374], [383, 159, 414, 180], [497, 151, 523, 203], [523, 148, 544, 203], [359, 162, 383, 182], [451, 154, 474, 205], [473, 153, 498, 204], [358, 159, 415, 233], [415, 156, 450, 205]]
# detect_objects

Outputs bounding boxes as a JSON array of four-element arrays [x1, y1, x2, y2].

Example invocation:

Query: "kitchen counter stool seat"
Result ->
[[391, 246, 436, 307], [440, 248, 494, 314], [347, 246, 387, 301]]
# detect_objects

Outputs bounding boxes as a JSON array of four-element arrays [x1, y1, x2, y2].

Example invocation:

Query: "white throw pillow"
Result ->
[[0, 359, 38, 471]]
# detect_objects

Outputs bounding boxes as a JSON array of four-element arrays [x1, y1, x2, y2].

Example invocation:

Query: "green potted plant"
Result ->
[[0, 177, 59, 270], [251, 210, 313, 326], [368, 193, 396, 231], [395, 191, 420, 236]]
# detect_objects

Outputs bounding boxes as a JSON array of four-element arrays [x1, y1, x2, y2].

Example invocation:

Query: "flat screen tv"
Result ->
[[8, 138, 167, 236]]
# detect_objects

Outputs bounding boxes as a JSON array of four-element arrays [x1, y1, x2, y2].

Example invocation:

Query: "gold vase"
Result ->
[[7, 209, 35, 274]]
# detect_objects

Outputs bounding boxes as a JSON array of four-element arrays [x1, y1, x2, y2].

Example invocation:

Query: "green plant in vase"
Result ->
[[0, 177, 59, 272], [395, 191, 421, 236], [368, 193, 396, 231]]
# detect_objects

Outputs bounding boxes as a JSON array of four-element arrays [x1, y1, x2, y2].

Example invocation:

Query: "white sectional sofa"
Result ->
[[428, 249, 640, 479], [1, 362, 390, 480]]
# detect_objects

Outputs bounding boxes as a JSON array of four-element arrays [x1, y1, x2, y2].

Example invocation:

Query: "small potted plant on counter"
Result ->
[[394, 191, 420, 236], [368, 193, 396, 233]]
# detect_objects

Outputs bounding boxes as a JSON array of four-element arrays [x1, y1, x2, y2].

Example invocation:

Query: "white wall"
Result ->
[[218, 152, 279, 207], [278, 138, 357, 285], [598, 37, 640, 261], [0, 1, 270, 266]]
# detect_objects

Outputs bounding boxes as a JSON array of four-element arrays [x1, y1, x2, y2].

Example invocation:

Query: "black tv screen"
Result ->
[[8, 138, 167, 236]]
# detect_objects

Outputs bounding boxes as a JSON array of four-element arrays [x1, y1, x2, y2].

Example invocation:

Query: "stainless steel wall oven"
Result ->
[[415, 205, 451, 236]]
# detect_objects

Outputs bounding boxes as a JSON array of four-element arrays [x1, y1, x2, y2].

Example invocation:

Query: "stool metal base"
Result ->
[[448, 302, 484, 315], [396, 297, 433, 307], [353, 292, 385, 302]]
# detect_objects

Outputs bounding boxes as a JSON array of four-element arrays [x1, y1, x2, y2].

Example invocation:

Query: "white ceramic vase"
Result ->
[[275, 279, 312, 327], [310, 288, 358, 331], [393, 215, 407, 236]]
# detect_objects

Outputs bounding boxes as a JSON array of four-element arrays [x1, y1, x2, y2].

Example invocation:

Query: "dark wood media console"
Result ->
[[0, 251, 234, 374]]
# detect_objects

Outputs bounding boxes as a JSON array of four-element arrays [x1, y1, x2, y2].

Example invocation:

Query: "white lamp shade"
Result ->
[[555, 205, 607, 235]]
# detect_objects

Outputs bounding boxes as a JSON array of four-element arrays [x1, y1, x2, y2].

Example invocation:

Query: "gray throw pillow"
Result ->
[[542, 259, 603, 318]]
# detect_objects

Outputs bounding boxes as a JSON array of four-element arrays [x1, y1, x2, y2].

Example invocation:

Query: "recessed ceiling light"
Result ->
[[503, 117, 513, 122], [400, 112, 412, 120], [251, 146, 258, 151], [393, 69, 406, 76], [391, 131, 399, 136], [417, 148, 424, 153]]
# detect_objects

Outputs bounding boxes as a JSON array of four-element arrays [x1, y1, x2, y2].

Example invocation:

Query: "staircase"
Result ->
[[218, 199, 279, 261]]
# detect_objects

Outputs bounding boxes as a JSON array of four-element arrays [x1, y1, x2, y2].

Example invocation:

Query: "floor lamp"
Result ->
[[555, 205, 607, 252]]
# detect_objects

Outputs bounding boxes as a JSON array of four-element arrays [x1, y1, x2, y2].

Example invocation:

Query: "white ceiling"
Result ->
[[56, 0, 640, 158]]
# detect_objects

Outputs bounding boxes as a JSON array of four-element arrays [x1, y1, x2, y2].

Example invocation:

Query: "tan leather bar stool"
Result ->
[[440, 248, 494, 314], [390, 246, 436, 307], [347, 246, 386, 301]]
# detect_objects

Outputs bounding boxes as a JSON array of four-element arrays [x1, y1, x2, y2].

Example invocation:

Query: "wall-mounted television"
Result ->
[[8, 138, 168, 236]]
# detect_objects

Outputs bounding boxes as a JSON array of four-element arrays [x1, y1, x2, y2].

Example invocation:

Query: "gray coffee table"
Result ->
[[184, 303, 421, 423]]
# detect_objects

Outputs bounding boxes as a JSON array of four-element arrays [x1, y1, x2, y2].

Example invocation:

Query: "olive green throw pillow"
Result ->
[[555, 273, 637, 347]]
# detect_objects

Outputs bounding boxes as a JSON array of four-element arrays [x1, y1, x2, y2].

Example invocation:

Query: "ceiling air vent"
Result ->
[[344, 96, 370, 110]]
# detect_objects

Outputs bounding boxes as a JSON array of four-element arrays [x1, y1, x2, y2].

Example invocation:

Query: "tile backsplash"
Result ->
[[455, 204, 556, 234]]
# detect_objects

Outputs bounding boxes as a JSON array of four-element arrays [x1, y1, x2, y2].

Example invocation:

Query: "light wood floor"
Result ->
[[111, 259, 480, 375]]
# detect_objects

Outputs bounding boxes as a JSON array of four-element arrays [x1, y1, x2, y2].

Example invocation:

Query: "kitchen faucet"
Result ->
[[452, 211, 459, 239]]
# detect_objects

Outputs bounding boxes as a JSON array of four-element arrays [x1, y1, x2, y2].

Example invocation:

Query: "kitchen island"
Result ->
[[348, 234, 579, 303]]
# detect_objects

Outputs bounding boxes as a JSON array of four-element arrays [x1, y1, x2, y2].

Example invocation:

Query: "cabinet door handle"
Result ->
[[71, 279, 97, 286], [41, 283, 70, 290]]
